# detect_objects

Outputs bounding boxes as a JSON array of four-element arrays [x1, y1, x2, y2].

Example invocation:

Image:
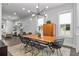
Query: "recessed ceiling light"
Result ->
[[45, 14, 48, 17], [14, 12, 16, 15], [46, 6, 48, 9], [28, 10, 31, 13], [22, 8, 26, 10], [36, 5, 38, 8], [32, 14, 35, 17]]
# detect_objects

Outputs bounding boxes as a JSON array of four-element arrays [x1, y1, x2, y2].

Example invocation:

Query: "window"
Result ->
[[37, 18, 44, 34], [38, 18, 44, 26], [59, 12, 72, 37]]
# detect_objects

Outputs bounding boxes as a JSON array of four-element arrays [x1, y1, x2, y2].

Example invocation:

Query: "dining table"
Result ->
[[22, 34, 56, 44]]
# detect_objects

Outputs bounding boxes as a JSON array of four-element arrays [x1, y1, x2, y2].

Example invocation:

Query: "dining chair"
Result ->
[[19, 36, 43, 56], [33, 41, 49, 56], [49, 38, 64, 56], [19, 35, 32, 53], [19, 35, 27, 48], [23, 32, 26, 35], [39, 43, 49, 56], [29, 40, 40, 56], [20, 38, 40, 55], [28, 40, 48, 56]]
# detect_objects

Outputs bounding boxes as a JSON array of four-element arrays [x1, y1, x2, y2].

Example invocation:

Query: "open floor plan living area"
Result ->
[[0, 3, 79, 56]]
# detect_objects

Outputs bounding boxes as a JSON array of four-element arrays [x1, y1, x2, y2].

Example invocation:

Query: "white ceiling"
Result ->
[[2, 3, 65, 21]]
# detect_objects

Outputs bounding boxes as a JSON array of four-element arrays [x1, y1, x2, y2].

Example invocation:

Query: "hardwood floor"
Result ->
[[3, 37, 21, 47]]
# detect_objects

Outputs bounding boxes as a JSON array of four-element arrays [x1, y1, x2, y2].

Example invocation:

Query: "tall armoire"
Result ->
[[43, 23, 56, 37]]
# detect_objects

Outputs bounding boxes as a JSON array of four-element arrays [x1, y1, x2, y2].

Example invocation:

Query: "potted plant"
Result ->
[[46, 20, 51, 24], [36, 32, 41, 37], [37, 33, 41, 37]]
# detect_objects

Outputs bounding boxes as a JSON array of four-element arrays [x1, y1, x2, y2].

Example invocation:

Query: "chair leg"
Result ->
[[56, 49, 59, 56], [20, 44, 23, 49], [20, 44, 25, 50], [20, 44, 29, 54], [20, 44, 23, 51], [41, 48, 49, 56], [49, 47, 54, 55], [45, 49, 48, 56], [34, 48, 40, 56], [59, 49, 62, 56], [24, 45, 31, 53], [42, 50, 43, 56], [25, 45, 33, 54], [31, 46, 34, 56], [25, 45, 29, 53]]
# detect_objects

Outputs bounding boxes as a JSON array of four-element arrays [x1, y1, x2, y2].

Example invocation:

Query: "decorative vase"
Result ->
[[38, 33, 41, 37]]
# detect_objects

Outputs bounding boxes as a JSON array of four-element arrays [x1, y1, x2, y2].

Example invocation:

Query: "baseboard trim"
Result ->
[[63, 45, 75, 49]]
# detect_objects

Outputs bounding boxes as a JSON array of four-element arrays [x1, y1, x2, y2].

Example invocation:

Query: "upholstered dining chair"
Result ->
[[19, 35, 26, 45], [38, 43, 48, 56], [49, 38, 64, 56], [19, 35, 31, 53], [26, 39, 48, 56], [32, 41, 49, 56], [19, 35, 40, 55], [19, 35, 27, 49], [29, 40, 40, 56]]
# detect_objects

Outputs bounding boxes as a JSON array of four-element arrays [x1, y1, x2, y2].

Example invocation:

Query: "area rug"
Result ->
[[8, 43, 70, 56]]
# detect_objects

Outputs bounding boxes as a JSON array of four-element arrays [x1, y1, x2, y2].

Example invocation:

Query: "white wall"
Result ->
[[1, 19, 14, 34], [5, 20, 14, 34], [0, 3, 2, 40], [22, 17, 37, 34], [76, 3, 79, 53]]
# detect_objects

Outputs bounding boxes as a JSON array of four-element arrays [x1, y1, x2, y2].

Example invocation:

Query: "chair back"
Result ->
[[19, 35, 26, 44], [23, 32, 26, 35], [55, 38, 64, 48]]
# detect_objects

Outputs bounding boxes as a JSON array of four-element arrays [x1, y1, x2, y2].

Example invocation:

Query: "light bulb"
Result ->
[[32, 14, 35, 17], [45, 14, 47, 16], [46, 6, 48, 9], [28, 10, 31, 13], [22, 8, 26, 10], [36, 5, 38, 8]]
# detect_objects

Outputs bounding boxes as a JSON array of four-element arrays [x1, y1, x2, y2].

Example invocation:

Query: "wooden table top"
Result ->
[[23, 35, 56, 43]]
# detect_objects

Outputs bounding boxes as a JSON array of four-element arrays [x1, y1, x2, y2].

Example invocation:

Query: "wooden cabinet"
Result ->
[[43, 23, 56, 36]]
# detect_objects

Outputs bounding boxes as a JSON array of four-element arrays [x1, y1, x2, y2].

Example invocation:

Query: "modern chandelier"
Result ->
[[27, 4, 48, 17]]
